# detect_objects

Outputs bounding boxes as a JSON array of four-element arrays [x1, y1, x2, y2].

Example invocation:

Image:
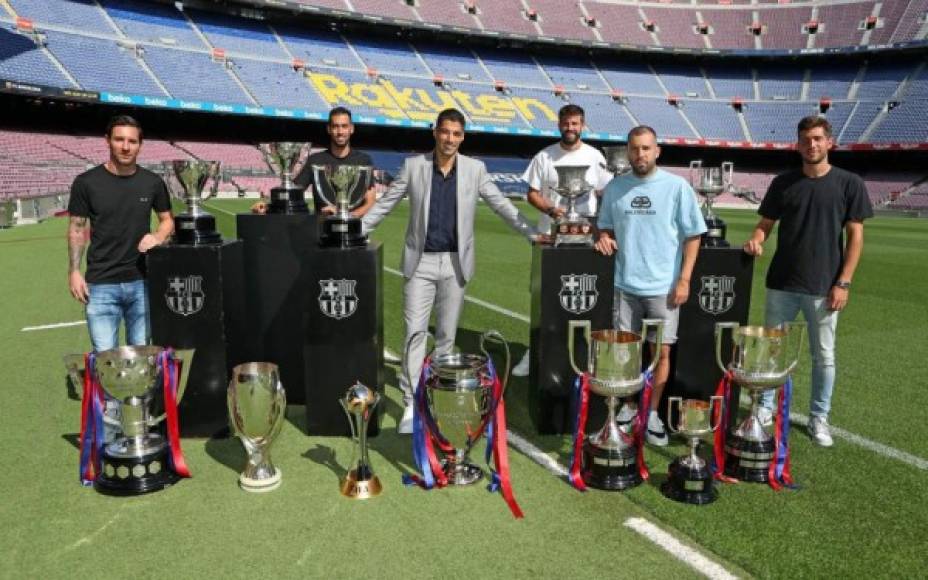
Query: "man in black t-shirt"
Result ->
[[743, 116, 873, 448], [67, 115, 174, 353]]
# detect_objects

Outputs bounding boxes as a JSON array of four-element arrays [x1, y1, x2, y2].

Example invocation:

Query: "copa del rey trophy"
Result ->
[[163, 160, 222, 245], [661, 396, 723, 504], [602, 145, 631, 176], [689, 160, 733, 247], [227, 362, 286, 493], [259, 142, 312, 214], [552, 165, 595, 247], [312, 164, 372, 248], [339, 382, 382, 499]]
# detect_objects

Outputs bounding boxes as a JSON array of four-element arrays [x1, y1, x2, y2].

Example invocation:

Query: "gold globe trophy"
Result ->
[[339, 382, 382, 499]]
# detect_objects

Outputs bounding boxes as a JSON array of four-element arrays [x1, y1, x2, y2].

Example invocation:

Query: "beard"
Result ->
[[560, 131, 579, 146]]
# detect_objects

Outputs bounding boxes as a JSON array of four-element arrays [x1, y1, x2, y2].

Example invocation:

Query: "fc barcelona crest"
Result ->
[[165, 275, 205, 317], [697, 275, 736, 315], [319, 278, 359, 320], [559, 274, 598, 315]]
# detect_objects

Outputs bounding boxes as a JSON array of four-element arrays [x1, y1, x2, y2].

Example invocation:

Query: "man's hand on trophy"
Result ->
[[593, 232, 617, 256], [321, 205, 337, 216], [532, 233, 553, 245], [137, 233, 162, 253], [742, 239, 763, 256], [251, 201, 268, 214], [547, 205, 566, 219]]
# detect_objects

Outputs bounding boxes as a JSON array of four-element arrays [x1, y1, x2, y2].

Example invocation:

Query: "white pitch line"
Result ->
[[506, 430, 569, 478], [624, 518, 740, 580], [21, 320, 86, 332]]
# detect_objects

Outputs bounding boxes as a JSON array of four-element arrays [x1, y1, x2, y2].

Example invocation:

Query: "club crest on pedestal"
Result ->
[[166, 275, 205, 317], [697, 275, 735, 315], [319, 278, 359, 319], [559, 274, 598, 315]]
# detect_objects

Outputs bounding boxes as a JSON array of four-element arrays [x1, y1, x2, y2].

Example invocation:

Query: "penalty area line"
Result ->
[[22, 320, 86, 332], [624, 518, 740, 580]]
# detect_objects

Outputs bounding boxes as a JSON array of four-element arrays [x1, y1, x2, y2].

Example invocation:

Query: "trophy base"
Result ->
[[268, 187, 309, 215], [94, 447, 180, 496], [700, 218, 728, 248], [319, 216, 367, 248], [724, 435, 775, 482], [174, 214, 222, 245], [582, 441, 642, 491], [239, 468, 282, 493], [553, 220, 593, 247], [441, 459, 484, 486], [661, 457, 717, 505], [340, 469, 382, 499]]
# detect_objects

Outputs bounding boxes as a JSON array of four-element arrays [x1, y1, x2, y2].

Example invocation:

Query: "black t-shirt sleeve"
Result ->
[[844, 174, 874, 222], [758, 175, 784, 220], [68, 176, 90, 217], [153, 177, 171, 213], [293, 163, 314, 189]]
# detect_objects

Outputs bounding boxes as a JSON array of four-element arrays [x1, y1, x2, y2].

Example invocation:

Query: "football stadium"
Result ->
[[1, 0, 927, 578]]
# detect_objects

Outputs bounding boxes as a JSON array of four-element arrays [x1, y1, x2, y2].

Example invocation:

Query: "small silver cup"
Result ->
[[228, 362, 286, 493]]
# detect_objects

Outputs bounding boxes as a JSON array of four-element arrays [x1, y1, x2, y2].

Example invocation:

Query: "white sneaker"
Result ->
[[384, 347, 402, 364], [398, 403, 415, 435], [617, 403, 637, 432], [808, 416, 834, 447], [511, 350, 530, 377], [756, 406, 774, 428], [646, 411, 669, 447]]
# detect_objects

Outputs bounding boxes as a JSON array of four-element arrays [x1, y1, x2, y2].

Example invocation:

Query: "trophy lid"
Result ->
[[554, 165, 592, 195], [260, 142, 312, 180], [602, 146, 630, 174], [164, 159, 220, 200]]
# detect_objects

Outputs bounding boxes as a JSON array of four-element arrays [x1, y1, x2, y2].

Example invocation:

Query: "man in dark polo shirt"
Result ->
[[743, 116, 873, 448]]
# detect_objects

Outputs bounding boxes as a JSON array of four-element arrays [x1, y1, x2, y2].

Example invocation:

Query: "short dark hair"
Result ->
[[435, 108, 466, 129], [328, 106, 352, 123], [105, 115, 143, 142], [558, 104, 585, 122], [797, 115, 832, 138], [627, 125, 658, 141]]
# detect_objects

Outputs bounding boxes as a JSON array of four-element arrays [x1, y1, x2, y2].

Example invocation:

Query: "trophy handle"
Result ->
[[404, 330, 435, 394], [150, 348, 195, 426], [567, 319, 592, 376], [667, 396, 682, 434], [63, 354, 85, 397], [479, 330, 511, 397], [641, 318, 664, 376], [709, 395, 724, 433], [347, 166, 373, 211], [339, 399, 358, 442], [783, 321, 806, 375], [311, 165, 334, 207], [721, 161, 734, 191], [715, 322, 739, 374]]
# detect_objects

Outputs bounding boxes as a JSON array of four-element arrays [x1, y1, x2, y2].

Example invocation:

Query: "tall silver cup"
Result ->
[[689, 159, 733, 247], [312, 164, 372, 247], [259, 142, 312, 214], [228, 362, 286, 492], [552, 165, 594, 247], [661, 397, 723, 504], [164, 160, 222, 245]]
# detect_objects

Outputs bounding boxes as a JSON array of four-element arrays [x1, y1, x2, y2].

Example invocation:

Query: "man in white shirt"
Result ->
[[512, 104, 612, 376]]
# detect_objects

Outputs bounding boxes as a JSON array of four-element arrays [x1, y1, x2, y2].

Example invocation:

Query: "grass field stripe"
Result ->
[[624, 518, 739, 580], [201, 201, 237, 216], [21, 320, 86, 332], [506, 430, 569, 478]]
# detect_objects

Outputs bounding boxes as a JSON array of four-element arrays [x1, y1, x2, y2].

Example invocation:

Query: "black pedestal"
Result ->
[[528, 245, 614, 434], [319, 215, 367, 248], [147, 241, 245, 437], [174, 212, 222, 245], [236, 213, 317, 405], [661, 453, 717, 504], [304, 242, 384, 436], [582, 442, 642, 491], [268, 186, 309, 214], [724, 437, 775, 482], [700, 216, 730, 248], [95, 445, 180, 496]]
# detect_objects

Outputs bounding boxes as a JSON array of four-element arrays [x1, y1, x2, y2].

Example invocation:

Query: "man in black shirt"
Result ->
[[67, 115, 174, 353], [743, 116, 873, 447]]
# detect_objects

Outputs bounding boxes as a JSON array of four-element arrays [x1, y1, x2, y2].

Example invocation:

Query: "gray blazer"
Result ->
[[362, 152, 536, 282]]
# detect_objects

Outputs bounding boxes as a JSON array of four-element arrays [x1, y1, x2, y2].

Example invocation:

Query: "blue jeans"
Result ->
[[86, 280, 150, 352], [760, 288, 839, 419]]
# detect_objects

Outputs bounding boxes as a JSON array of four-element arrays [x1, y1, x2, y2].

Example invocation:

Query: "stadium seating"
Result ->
[[44, 31, 166, 96], [100, 0, 203, 48], [0, 27, 74, 88]]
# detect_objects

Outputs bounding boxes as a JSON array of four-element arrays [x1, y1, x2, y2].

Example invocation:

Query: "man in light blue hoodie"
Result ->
[[594, 126, 706, 446]]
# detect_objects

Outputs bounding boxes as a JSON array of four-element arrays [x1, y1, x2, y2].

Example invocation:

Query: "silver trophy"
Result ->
[[406, 330, 511, 485], [259, 142, 312, 214], [163, 159, 222, 245], [662, 397, 723, 504], [689, 159, 733, 247], [602, 145, 630, 175], [339, 382, 382, 499], [93, 346, 194, 495], [715, 322, 804, 482], [552, 165, 595, 247], [568, 319, 663, 490], [228, 362, 287, 492], [312, 164, 372, 248]]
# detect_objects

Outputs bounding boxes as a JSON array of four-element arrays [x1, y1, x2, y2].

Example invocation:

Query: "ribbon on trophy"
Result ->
[[567, 373, 591, 491], [78, 352, 105, 486], [405, 356, 452, 490], [158, 349, 191, 478], [768, 376, 794, 491], [711, 370, 739, 483], [481, 358, 524, 519], [633, 371, 654, 481]]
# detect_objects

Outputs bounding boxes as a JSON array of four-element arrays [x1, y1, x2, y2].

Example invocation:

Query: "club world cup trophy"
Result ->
[[312, 164, 372, 248], [568, 319, 663, 490], [228, 362, 286, 492], [715, 322, 804, 483], [339, 382, 382, 499], [661, 397, 723, 504], [79, 346, 194, 495], [689, 160, 733, 247], [259, 142, 312, 214], [602, 145, 631, 176], [164, 160, 222, 245], [552, 165, 595, 247]]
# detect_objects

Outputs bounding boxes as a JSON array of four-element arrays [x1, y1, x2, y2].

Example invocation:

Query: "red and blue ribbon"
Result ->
[[768, 376, 794, 491], [159, 349, 191, 478], [633, 371, 654, 481], [404, 356, 451, 489], [78, 353, 104, 486], [711, 370, 738, 483], [481, 358, 523, 518], [567, 373, 591, 491]]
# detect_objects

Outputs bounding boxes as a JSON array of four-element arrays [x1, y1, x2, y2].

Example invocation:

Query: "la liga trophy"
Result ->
[[228, 362, 287, 492], [339, 382, 382, 499], [689, 160, 733, 247], [661, 397, 723, 504], [602, 145, 631, 176], [312, 164, 372, 248], [259, 142, 312, 214], [552, 165, 595, 247], [164, 160, 222, 245]]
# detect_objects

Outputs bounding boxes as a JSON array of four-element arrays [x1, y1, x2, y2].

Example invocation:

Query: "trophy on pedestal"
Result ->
[[339, 382, 382, 499], [164, 160, 222, 245], [568, 319, 663, 490], [91, 346, 194, 495], [715, 322, 804, 482], [602, 145, 631, 176], [689, 160, 733, 247], [259, 142, 312, 214], [661, 397, 723, 504], [552, 165, 595, 247], [228, 362, 286, 492], [312, 164, 372, 248]]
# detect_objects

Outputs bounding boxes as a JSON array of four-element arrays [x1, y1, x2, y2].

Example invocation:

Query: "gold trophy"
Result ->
[[339, 382, 382, 499]]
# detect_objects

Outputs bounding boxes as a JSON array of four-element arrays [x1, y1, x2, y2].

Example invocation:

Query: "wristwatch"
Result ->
[[835, 280, 851, 290]]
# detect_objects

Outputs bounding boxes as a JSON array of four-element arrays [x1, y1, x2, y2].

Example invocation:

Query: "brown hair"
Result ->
[[627, 125, 658, 141], [105, 115, 143, 142], [797, 115, 832, 138], [558, 104, 585, 122], [435, 108, 466, 129]]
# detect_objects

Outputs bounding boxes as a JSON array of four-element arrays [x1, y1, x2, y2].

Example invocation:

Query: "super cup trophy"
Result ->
[[568, 319, 663, 490], [552, 165, 595, 247], [602, 145, 631, 176], [259, 142, 312, 214], [228, 362, 286, 492], [164, 160, 222, 245], [93, 346, 194, 495], [716, 322, 804, 482], [312, 164, 372, 248], [689, 160, 733, 247], [661, 397, 723, 504], [339, 382, 382, 499]]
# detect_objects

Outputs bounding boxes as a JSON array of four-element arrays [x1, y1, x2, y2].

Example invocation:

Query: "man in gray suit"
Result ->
[[362, 108, 539, 433]]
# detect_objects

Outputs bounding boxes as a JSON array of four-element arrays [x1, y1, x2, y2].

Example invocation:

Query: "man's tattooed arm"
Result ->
[[68, 216, 88, 272]]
